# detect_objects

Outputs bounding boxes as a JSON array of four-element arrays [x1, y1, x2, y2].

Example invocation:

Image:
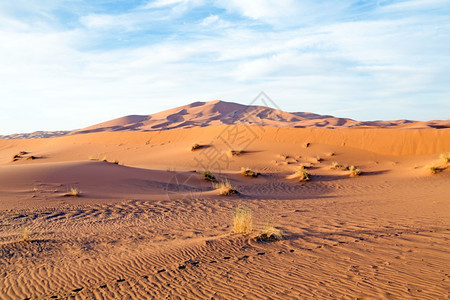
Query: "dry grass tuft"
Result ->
[[425, 164, 440, 174], [203, 170, 217, 182], [241, 167, 260, 178], [228, 150, 243, 157], [330, 161, 342, 170], [286, 166, 310, 182], [213, 179, 238, 196], [22, 228, 29, 242], [255, 224, 283, 242], [315, 156, 322, 163], [326, 152, 335, 157], [102, 156, 108, 162], [440, 153, 450, 165], [349, 165, 361, 177], [191, 143, 202, 151], [88, 156, 99, 161], [65, 187, 80, 197], [233, 205, 252, 234], [303, 142, 310, 148]]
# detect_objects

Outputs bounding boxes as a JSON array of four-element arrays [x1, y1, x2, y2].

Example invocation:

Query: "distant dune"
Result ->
[[2, 100, 449, 139]]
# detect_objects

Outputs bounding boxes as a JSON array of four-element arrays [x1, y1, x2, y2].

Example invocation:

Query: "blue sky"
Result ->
[[0, 0, 449, 134]]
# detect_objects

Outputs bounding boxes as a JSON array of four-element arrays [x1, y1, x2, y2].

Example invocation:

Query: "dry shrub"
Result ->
[[440, 153, 450, 165], [191, 143, 202, 151], [326, 152, 335, 157], [213, 179, 238, 196], [203, 170, 217, 182], [303, 142, 310, 148], [65, 187, 80, 197], [330, 161, 342, 170], [349, 165, 361, 177], [315, 156, 322, 163], [255, 224, 283, 242], [286, 166, 310, 182], [233, 205, 252, 234], [22, 228, 29, 242], [228, 150, 242, 157], [241, 167, 260, 178], [425, 165, 440, 174]]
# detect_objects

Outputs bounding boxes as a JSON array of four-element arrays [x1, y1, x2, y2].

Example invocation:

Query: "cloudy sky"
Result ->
[[0, 0, 449, 134]]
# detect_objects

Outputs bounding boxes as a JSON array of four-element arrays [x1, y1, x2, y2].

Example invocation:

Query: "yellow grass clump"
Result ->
[[65, 187, 80, 197], [425, 164, 440, 174], [330, 161, 342, 170], [439, 152, 450, 165], [213, 179, 238, 196], [233, 205, 252, 234], [191, 143, 202, 151], [349, 165, 361, 177], [203, 170, 217, 182], [286, 166, 310, 182], [241, 167, 260, 178], [256, 224, 283, 242], [22, 228, 29, 242], [315, 156, 322, 163]]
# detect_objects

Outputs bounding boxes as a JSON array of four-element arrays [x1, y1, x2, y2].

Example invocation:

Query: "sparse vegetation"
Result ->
[[425, 165, 440, 174], [279, 154, 288, 160], [233, 205, 252, 234], [440, 153, 450, 165], [102, 156, 108, 162], [113, 160, 119, 164], [255, 224, 283, 242], [330, 161, 343, 170], [241, 167, 260, 178], [203, 170, 217, 182], [303, 142, 310, 148], [286, 166, 310, 182], [229, 150, 242, 156], [326, 152, 335, 157], [191, 143, 202, 151], [22, 228, 29, 242], [65, 187, 80, 197], [315, 156, 322, 163], [349, 165, 361, 177], [213, 179, 238, 196], [88, 156, 99, 161]]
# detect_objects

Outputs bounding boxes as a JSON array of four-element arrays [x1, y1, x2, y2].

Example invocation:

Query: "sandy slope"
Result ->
[[0, 126, 449, 299]]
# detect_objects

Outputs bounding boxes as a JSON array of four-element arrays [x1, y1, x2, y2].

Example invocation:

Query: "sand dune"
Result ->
[[1, 114, 449, 299]]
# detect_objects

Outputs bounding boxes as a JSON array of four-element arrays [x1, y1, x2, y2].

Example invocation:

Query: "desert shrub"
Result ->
[[229, 150, 242, 156], [349, 165, 361, 177], [330, 161, 342, 170], [326, 152, 335, 157], [425, 165, 440, 174], [303, 142, 310, 148], [255, 224, 283, 242], [191, 144, 202, 151], [440, 153, 450, 164], [102, 156, 108, 162], [22, 228, 29, 242], [286, 166, 310, 182], [315, 156, 322, 162], [241, 167, 260, 178], [213, 179, 238, 196], [203, 170, 217, 182], [65, 187, 80, 197], [233, 205, 252, 234]]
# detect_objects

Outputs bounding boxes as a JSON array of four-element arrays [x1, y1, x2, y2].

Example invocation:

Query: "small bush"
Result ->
[[203, 170, 217, 182], [303, 142, 310, 148], [255, 225, 283, 242], [65, 187, 80, 197], [241, 167, 260, 178], [425, 165, 440, 174], [440, 153, 450, 165], [326, 152, 335, 157], [286, 166, 310, 182], [213, 179, 238, 196], [22, 228, 29, 242], [233, 205, 252, 234], [330, 161, 342, 170], [102, 156, 108, 162], [279, 154, 288, 160], [315, 156, 322, 163], [229, 150, 242, 156], [349, 165, 361, 177], [191, 144, 202, 151]]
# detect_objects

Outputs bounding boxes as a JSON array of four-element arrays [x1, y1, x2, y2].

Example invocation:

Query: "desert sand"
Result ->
[[0, 101, 449, 299]]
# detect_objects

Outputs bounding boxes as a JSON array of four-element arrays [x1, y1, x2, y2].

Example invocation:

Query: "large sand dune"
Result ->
[[1, 111, 449, 299]]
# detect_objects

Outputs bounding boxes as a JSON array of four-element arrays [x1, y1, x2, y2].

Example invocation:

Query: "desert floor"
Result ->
[[0, 126, 449, 299]]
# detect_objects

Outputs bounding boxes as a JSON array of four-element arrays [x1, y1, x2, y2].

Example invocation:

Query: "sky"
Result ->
[[0, 0, 449, 134]]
